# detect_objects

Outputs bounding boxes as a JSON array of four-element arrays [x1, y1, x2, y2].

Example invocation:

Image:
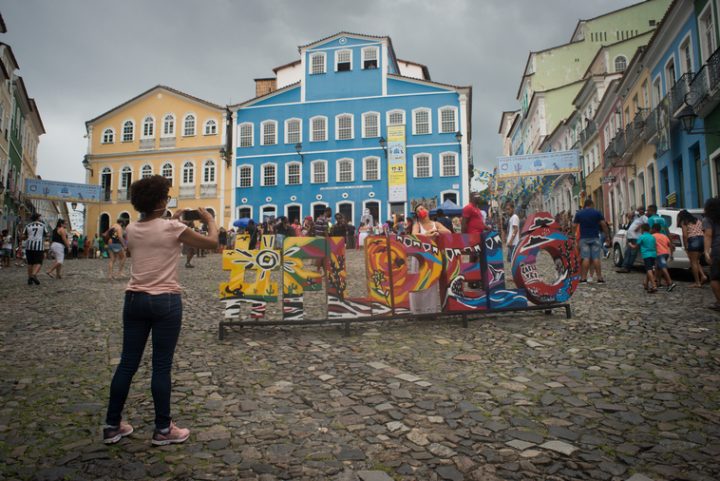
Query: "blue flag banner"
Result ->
[[25, 179, 103, 203]]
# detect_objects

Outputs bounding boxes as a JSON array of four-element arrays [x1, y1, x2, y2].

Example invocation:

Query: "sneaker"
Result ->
[[103, 421, 134, 444], [27, 278, 33, 285], [667, 283, 676, 292], [31, 276, 40, 285], [152, 422, 190, 446]]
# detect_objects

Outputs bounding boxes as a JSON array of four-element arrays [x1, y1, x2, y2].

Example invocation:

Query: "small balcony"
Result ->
[[139, 138, 155, 150], [623, 108, 648, 157], [643, 104, 659, 141], [670, 72, 695, 117], [103, 189, 112, 202], [688, 47, 720, 118], [200, 184, 217, 198], [159, 137, 176, 149], [117, 189, 130, 201], [179, 185, 196, 199], [579, 121, 597, 146]]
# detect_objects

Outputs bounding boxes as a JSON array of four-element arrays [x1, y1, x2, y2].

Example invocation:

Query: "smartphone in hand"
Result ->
[[183, 209, 202, 221]]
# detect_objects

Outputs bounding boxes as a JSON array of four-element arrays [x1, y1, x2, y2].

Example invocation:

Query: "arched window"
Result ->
[[183, 114, 196, 136], [285, 118, 301, 144], [439, 107, 458, 133], [614, 55, 627, 73], [336, 114, 354, 140], [202, 160, 216, 184], [387, 109, 405, 126], [335, 49, 352, 71], [238, 165, 253, 187], [122, 120, 134, 142], [239, 123, 253, 147], [310, 116, 327, 142], [311, 160, 327, 184], [162, 162, 174, 185], [142, 116, 155, 137], [182, 161, 195, 184], [413, 108, 431, 135], [141, 164, 153, 178], [261, 163, 277, 186], [286, 161, 302, 185], [102, 128, 115, 144], [440, 152, 458, 177], [162, 114, 175, 136], [362, 112, 380, 138], [363, 156, 380, 181], [119, 166, 132, 189], [261, 120, 277, 145], [413, 153, 432, 178], [204, 119, 217, 135], [336, 158, 354, 182]]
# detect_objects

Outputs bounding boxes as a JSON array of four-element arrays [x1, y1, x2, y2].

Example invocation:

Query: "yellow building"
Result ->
[[84, 85, 231, 239]]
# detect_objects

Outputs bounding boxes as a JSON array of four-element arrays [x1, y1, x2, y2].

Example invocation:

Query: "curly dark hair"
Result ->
[[130, 175, 170, 214], [676, 209, 697, 227], [704, 197, 720, 225]]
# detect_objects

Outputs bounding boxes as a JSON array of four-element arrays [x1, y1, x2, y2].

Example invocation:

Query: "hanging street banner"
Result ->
[[25, 178, 103, 203], [387, 125, 407, 203], [497, 150, 580, 179]]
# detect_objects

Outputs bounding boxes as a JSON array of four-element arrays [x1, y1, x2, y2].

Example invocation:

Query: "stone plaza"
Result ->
[[0, 251, 719, 481]]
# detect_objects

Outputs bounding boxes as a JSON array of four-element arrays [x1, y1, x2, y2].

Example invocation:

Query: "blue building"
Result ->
[[230, 32, 472, 227], [645, 2, 710, 208]]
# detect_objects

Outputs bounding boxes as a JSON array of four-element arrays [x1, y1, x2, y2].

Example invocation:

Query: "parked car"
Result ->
[[611, 208, 705, 270]]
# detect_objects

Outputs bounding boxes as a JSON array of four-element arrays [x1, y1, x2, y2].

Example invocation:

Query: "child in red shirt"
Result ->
[[652, 224, 676, 291]]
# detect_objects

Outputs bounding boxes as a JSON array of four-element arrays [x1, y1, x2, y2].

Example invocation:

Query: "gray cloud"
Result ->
[[2, 0, 639, 182]]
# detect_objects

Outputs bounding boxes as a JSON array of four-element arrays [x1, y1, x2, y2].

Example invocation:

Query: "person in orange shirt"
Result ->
[[652, 223, 676, 291]]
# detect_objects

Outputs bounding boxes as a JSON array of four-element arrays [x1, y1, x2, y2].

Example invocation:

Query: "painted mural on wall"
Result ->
[[220, 212, 580, 322]]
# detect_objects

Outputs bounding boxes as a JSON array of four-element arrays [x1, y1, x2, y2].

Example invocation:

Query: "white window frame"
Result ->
[[336, 158, 354, 183], [334, 49, 353, 72], [698, 3, 717, 62], [260, 162, 277, 187], [438, 106, 459, 133], [260, 204, 278, 221], [140, 164, 153, 179], [413, 153, 432, 178], [652, 75, 662, 107], [162, 113, 175, 137], [440, 189, 460, 205], [614, 55, 627, 73], [181, 161, 195, 185], [101, 128, 115, 144], [122, 119, 134, 142], [284, 203, 303, 222], [335, 113, 354, 140], [260, 120, 278, 146], [237, 205, 253, 220], [439, 151, 459, 177], [239, 122, 254, 147], [678, 32, 695, 75], [664, 56, 677, 90], [336, 201, 354, 225], [311, 159, 328, 184], [386, 109, 405, 126], [284, 118, 302, 145], [361, 46, 379, 69], [161, 162, 174, 184], [362, 112, 380, 138], [362, 200, 381, 228], [285, 161, 302, 185], [309, 52, 326, 75], [412, 107, 432, 135], [362, 156, 381, 181], [118, 166, 133, 191], [183, 113, 196, 137], [202, 159, 216, 184], [204, 119, 218, 136], [237, 164, 253, 188], [310, 115, 328, 142], [142, 115, 155, 138]]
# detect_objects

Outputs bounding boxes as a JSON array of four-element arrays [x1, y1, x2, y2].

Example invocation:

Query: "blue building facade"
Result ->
[[648, 5, 711, 208], [230, 32, 472, 227]]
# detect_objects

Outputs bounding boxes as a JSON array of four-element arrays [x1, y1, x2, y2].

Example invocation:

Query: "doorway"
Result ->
[[99, 213, 110, 235], [287, 205, 301, 224], [338, 202, 353, 225], [364, 201, 380, 225]]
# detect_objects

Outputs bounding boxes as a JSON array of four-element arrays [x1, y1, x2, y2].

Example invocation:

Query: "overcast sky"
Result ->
[[3, 0, 641, 184]]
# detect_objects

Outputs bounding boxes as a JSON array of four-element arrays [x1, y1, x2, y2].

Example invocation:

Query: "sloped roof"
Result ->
[[397, 58, 431, 80], [569, 0, 657, 42], [272, 59, 300, 73], [229, 81, 300, 109], [298, 31, 388, 51], [85, 84, 224, 128], [0, 13, 6, 34], [0, 42, 20, 70]]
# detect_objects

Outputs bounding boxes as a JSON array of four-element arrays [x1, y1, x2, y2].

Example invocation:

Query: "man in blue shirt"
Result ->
[[573, 199, 611, 283]]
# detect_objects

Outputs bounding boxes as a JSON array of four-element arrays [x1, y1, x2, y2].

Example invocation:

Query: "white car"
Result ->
[[611, 208, 704, 270]]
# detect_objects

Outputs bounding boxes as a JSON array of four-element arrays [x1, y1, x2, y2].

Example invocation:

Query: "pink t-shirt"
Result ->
[[126, 218, 188, 294]]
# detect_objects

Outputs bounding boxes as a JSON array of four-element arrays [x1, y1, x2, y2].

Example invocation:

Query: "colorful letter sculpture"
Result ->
[[219, 212, 579, 326]]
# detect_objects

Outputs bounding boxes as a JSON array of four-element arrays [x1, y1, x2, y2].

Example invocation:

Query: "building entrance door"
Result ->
[[287, 205, 301, 224]]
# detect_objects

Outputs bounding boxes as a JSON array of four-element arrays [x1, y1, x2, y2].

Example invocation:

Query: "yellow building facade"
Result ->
[[84, 85, 231, 239]]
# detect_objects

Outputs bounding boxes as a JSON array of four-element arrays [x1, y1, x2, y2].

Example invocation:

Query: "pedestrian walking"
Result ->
[[314, 208, 332, 237], [677, 209, 707, 287], [301, 216, 314, 237], [636, 224, 658, 293], [23, 213, 48, 285], [218, 227, 227, 253], [505, 202, 520, 263], [646, 204, 668, 234], [105, 218, 127, 279], [462, 193, 486, 289], [652, 223, 676, 291], [617, 207, 647, 273], [182, 220, 196, 268], [103, 175, 219, 446], [1, 229, 12, 268], [703, 197, 720, 311], [46, 219, 70, 280], [573, 199, 611, 283]]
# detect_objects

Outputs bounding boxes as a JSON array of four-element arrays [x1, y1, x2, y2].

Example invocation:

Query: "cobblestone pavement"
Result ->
[[1, 251, 719, 481]]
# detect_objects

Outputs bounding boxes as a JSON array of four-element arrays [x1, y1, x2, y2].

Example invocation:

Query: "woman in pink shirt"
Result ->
[[103, 175, 218, 446]]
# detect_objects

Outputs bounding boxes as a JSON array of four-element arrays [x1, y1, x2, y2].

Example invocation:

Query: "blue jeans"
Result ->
[[106, 292, 182, 430], [623, 240, 638, 269], [579, 238, 602, 260]]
